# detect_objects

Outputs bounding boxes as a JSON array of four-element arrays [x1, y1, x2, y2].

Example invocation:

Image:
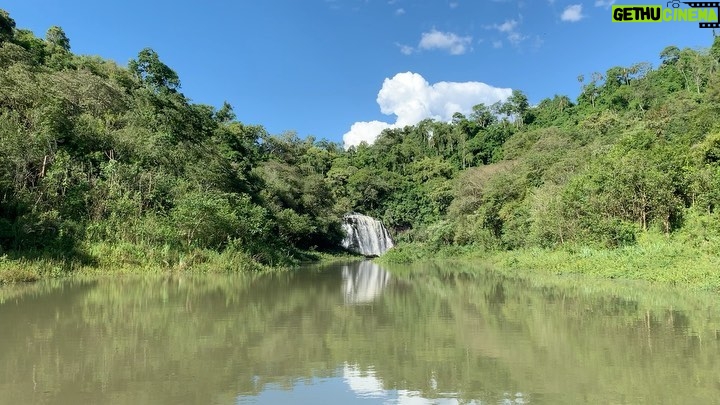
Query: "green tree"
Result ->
[[45, 26, 70, 51], [128, 48, 180, 92], [660, 45, 680, 65], [0, 9, 15, 43]]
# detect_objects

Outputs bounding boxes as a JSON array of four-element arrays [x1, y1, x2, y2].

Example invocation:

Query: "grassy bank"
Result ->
[[0, 242, 362, 284], [0, 243, 267, 284], [378, 232, 720, 291]]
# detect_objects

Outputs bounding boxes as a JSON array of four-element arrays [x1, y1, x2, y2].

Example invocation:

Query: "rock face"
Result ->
[[341, 213, 394, 257]]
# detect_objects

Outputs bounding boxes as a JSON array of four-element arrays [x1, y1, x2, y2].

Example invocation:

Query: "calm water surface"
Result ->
[[1, 261, 719, 404]]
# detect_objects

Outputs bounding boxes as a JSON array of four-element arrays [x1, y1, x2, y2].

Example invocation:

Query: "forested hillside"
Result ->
[[2, 8, 720, 279], [352, 39, 720, 256], [0, 10, 345, 274]]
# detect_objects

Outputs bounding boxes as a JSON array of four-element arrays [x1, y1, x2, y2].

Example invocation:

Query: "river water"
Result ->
[[0, 261, 719, 404]]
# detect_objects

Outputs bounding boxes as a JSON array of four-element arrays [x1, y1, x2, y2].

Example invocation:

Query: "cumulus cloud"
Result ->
[[342, 72, 512, 148], [397, 43, 414, 55], [418, 29, 472, 55], [395, 8, 405, 15], [495, 19, 518, 33], [399, 29, 473, 56], [561, 4, 584, 22], [343, 121, 396, 148], [594, 0, 615, 7], [487, 19, 527, 47]]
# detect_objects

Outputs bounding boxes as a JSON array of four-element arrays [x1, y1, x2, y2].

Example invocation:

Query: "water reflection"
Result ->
[[1, 263, 720, 404], [239, 363, 480, 404], [342, 261, 391, 304], [341, 363, 492, 404], [343, 363, 386, 398]]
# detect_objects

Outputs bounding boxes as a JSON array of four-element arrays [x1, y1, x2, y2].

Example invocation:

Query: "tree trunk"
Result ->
[[40, 155, 47, 178]]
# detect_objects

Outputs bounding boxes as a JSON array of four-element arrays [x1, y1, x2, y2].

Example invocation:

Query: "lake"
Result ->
[[1, 260, 719, 404]]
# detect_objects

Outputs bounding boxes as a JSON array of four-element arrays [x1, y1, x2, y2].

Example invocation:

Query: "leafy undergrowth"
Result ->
[[378, 232, 720, 291], [0, 242, 361, 284]]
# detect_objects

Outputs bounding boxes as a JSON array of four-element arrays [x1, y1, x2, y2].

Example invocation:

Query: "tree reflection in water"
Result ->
[[1, 262, 719, 404]]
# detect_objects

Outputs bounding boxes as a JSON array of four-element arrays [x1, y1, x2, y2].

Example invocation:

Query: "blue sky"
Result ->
[[3, 0, 716, 146]]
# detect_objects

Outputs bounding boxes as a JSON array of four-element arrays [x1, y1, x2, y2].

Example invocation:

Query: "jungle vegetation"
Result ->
[[2, 9, 720, 283]]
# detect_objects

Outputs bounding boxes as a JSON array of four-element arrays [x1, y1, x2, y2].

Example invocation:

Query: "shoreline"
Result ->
[[376, 232, 720, 292], [0, 243, 364, 284], [4, 232, 719, 293]]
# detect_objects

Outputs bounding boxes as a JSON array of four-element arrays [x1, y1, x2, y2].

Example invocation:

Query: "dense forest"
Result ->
[[2, 9, 720, 278]]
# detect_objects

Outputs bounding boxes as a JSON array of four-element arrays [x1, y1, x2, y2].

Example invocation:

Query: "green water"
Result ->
[[1, 261, 719, 404]]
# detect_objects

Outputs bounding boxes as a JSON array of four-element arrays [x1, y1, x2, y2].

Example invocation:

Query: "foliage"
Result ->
[[344, 35, 720, 264], [0, 9, 344, 277], [2, 8, 720, 284]]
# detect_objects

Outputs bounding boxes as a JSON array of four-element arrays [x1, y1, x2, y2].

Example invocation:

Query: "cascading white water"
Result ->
[[341, 213, 394, 257]]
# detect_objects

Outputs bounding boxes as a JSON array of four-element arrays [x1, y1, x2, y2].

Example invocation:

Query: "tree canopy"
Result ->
[[2, 8, 720, 272]]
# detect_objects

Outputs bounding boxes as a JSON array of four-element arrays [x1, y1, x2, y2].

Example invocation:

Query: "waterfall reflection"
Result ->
[[342, 261, 390, 305]]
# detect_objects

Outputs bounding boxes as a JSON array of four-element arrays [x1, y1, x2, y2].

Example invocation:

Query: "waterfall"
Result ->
[[340, 213, 394, 257]]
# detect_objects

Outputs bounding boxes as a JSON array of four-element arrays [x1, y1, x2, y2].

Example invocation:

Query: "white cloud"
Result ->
[[487, 19, 527, 47], [343, 120, 396, 148], [496, 19, 518, 33], [418, 29, 472, 55], [449, 2, 459, 8], [397, 43, 414, 55], [561, 4, 584, 22], [395, 7, 405, 15], [342, 72, 512, 148], [506, 31, 526, 45], [594, 0, 615, 7]]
